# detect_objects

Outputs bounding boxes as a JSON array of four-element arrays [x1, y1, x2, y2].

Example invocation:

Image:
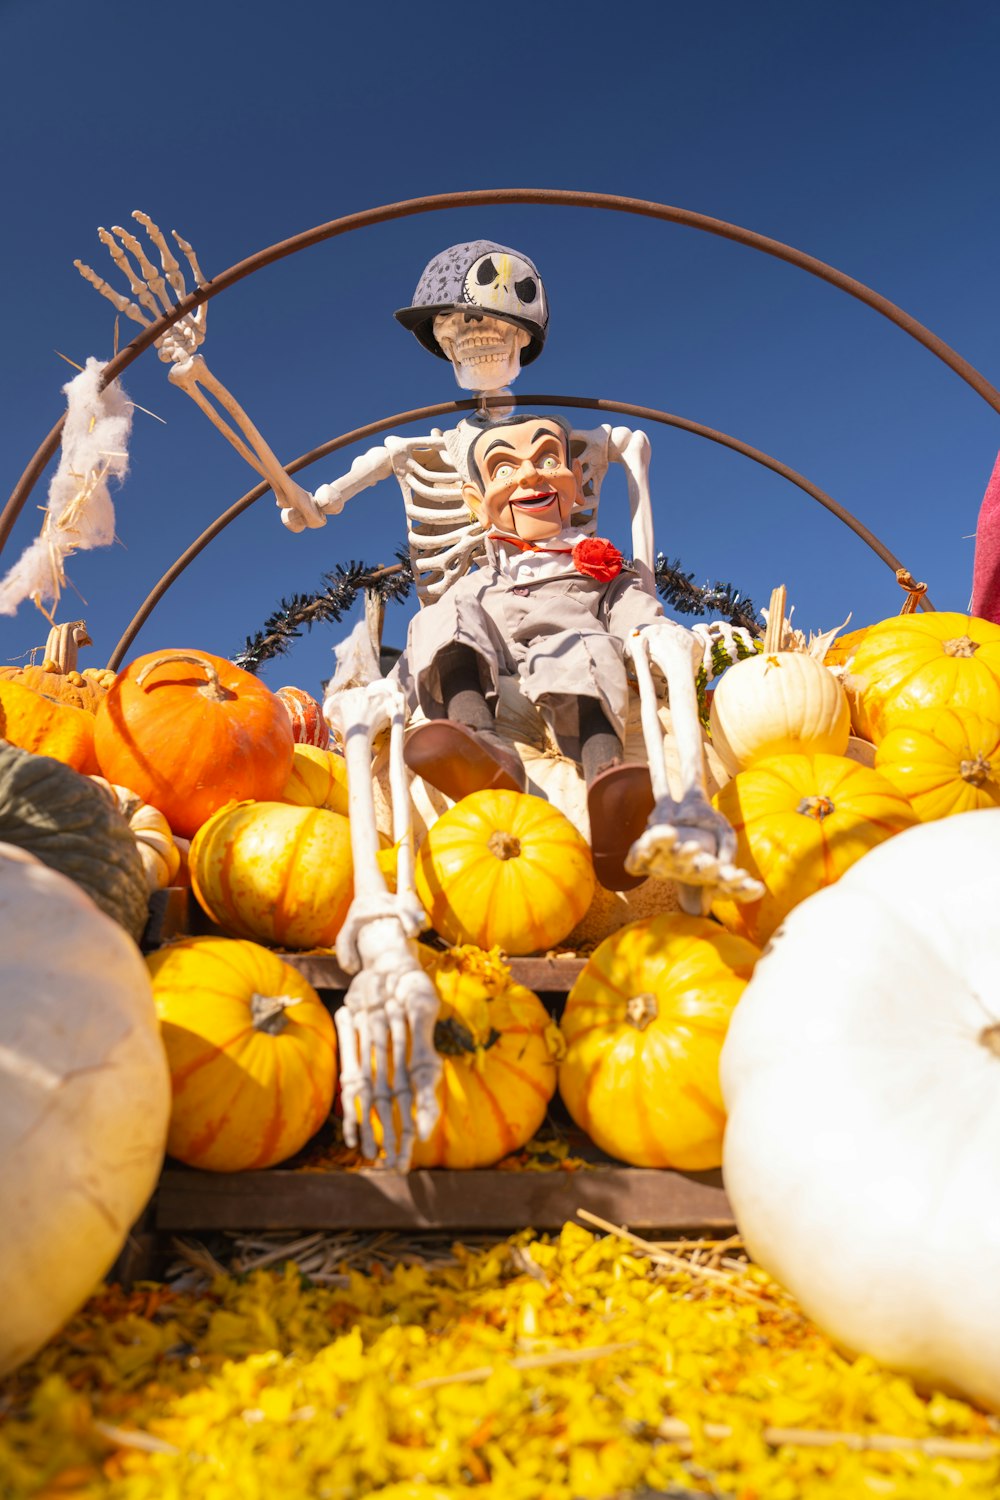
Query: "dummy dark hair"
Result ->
[[466, 412, 574, 491]]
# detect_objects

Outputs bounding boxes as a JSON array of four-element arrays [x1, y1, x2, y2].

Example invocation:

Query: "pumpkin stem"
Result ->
[[625, 992, 659, 1031], [979, 1023, 1000, 1059], [960, 754, 993, 787], [763, 585, 787, 654], [943, 636, 979, 659], [433, 1017, 500, 1055], [43, 620, 91, 673], [135, 651, 228, 702], [488, 830, 521, 861], [797, 795, 836, 820], [250, 993, 300, 1035]]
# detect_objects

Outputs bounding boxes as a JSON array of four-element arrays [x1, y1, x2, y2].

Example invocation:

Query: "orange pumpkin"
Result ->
[[844, 612, 1000, 743], [0, 680, 99, 773], [403, 945, 561, 1168], [414, 790, 596, 955], [280, 743, 350, 814], [189, 800, 355, 949], [821, 624, 875, 674], [94, 650, 294, 838], [711, 753, 918, 946], [0, 622, 114, 713], [874, 708, 1000, 821], [276, 685, 330, 747], [559, 914, 761, 1169], [147, 936, 336, 1171]]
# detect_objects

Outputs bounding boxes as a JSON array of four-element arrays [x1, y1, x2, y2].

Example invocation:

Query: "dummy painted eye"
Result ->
[[515, 276, 537, 303], [540, 455, 559, 470], [494, 462, 514, 480], [477, 257, 498, 286]]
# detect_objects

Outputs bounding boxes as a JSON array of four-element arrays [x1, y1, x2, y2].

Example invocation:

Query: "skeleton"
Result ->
[[77, 215, 763, 1168]]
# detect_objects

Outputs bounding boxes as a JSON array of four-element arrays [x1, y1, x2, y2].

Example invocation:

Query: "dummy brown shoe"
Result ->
[[586, 762, 656, 891], [404, 720, 527, 801]]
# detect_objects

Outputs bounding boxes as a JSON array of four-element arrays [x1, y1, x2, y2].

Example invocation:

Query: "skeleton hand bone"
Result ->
[[626, 788, 765, 911], [334, 946, 441, 1169], [75, 210, 208, 370], [76, 210, 322, 531], [690, 621, 759, 678], [335, 889, 429, 974]]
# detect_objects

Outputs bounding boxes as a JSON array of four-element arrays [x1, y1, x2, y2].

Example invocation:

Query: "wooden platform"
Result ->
[[157, 1156, 732, 1235], [141, 890, 736, 1243]]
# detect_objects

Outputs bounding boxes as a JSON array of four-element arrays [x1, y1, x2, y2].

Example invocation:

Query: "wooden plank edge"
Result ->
[[157, 1165, 733, 1234]]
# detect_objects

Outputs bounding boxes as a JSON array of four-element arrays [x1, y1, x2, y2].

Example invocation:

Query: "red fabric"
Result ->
[[573, 536, 623, 581], [972, 450, 1000, 624]]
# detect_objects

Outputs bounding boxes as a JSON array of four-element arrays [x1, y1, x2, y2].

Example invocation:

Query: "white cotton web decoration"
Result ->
[[0, 358, 132, 618]]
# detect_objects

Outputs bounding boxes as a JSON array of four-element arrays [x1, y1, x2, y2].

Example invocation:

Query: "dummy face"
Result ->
[[464, 419, 584, 542]]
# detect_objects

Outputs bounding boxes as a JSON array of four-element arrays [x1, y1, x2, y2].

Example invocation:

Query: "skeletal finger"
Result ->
[[111, 223, 175, 316], [370, 1011, 396, 1167], [334, 1007, 362, 1149], [132, 210, 186, 300], [354, 1007, 378, 1160], [172, 227, 207, 287], [98, 227, 163, 320], [75, 259, 152, 328]]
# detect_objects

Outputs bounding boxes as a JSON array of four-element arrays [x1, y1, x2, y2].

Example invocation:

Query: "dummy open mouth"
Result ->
[[512, 491, 557, 511]]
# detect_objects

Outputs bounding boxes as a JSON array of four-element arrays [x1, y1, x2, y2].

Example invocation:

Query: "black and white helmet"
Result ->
[[395, 241, 548, 365]]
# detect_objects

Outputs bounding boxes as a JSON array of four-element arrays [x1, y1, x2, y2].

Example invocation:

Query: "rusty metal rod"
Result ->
[[5, 188, 1000, 560], [107, 393, 924, 670]]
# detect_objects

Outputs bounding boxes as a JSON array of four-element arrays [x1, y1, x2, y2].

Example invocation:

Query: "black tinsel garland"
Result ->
[[233, 548, 761, 675]]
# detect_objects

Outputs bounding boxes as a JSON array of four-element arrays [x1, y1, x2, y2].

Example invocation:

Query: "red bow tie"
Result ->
[[496, 535, 573, 555]]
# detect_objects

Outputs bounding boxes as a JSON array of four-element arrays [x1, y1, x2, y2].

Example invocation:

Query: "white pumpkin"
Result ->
[[0, 843, 170, 1375], [720, 808, 1000, 1410], [709, 650, 850, 773]]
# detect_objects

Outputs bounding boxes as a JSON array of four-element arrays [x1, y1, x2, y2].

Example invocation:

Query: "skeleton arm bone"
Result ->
[[608, 426, 655, 595], [281, 445, 396, 534], [625, 621, 765, 914]]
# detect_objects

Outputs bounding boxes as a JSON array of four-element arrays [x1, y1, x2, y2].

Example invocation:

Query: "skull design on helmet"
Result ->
[[394, 240, 549, 369]]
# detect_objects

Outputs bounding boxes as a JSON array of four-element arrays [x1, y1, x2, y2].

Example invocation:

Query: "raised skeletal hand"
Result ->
[[75, 210, 208, 369], [75, 210, 324, 531]]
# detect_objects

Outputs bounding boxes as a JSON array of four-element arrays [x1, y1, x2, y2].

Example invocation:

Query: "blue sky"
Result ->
[[3, 0, 999, 695]]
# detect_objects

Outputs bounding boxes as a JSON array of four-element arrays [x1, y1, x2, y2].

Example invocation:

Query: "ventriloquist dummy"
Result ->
[[400, 410, 698, 888]]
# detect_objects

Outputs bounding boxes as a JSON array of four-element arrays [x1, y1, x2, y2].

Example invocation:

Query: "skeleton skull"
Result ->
[[395, 240, 549, 372], [432, 312, 530, 392]]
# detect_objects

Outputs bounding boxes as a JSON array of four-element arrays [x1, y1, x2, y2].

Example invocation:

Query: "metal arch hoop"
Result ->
[[3, 188, 1000, 560], [107, 392, 922, 671]]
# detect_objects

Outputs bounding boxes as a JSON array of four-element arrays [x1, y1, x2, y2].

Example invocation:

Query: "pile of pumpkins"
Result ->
[[5, 603, 1000, 1188], [6, 603, 1000, 1403]]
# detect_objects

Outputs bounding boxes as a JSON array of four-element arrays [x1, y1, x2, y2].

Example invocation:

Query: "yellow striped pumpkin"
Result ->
[[406, 945, 561, 1168], [146, 936, 337, 1171], [189, 801, 354, 949], [414, 790, 595, 955], [874, 708, 1000, 821], [844, 611, 1000, 743], [558, 914, 761, 1169], [279, 743, 350, 815]]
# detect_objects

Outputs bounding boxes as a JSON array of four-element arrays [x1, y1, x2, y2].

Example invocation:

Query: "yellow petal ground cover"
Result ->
[[2, 1224, 999, 1499]]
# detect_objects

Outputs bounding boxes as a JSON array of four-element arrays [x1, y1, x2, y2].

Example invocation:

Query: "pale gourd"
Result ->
[[720, 808, 1000, 1411], [709, 585, 850, 773], [0, 845, 170, 1375]]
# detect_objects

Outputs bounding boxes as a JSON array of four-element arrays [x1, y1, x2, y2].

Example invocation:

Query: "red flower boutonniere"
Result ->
[[573, 536, 623, 582]]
